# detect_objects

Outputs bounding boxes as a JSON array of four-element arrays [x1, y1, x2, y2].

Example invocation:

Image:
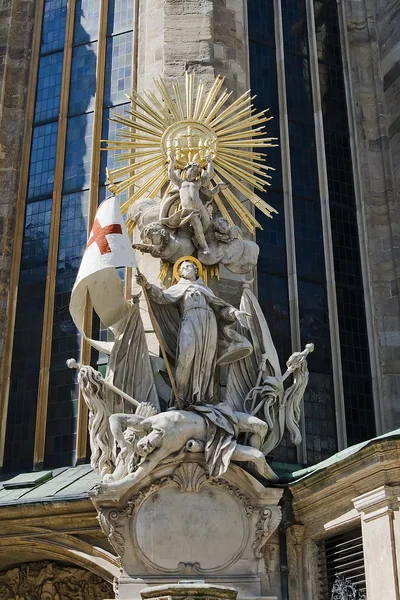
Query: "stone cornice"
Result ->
[[288, 439, 400, 528], [353, 485, 400, 522]]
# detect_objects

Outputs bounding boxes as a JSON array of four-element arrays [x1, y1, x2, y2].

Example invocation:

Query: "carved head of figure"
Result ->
[[136, 430, 162, 457], [143, 222, 169, 249], [183, 162, 202, 181], [178, 260, 199, 281], [214, 215, 230, 234]]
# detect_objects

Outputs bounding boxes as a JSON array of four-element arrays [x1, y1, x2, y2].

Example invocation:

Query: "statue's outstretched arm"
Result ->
[[201, 154, 214, 185], [136, 273, 174, 304], [168, 157, 181, 187]]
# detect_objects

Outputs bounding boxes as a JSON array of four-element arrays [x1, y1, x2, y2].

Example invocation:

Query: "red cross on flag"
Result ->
[[69, 196, 137, 355]]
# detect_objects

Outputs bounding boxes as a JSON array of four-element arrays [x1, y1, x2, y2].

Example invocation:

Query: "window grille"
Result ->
[[319, 528, 366, 599]]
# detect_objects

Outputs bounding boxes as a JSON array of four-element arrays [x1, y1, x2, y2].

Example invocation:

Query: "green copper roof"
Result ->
[[286, 428, 400, 483], [0, 464, 100, 505]]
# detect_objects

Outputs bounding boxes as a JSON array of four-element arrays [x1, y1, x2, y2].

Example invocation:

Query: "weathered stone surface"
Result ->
[[0, 0, 35, 361], [344, 0, 400, 432]]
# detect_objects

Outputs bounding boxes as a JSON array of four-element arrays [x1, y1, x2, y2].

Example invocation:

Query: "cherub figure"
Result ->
[[168, 154, 227, 254]]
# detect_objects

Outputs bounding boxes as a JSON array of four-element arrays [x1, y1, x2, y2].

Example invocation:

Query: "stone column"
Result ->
[[0, 0, 35, 361], [353, 485, 400, 600]]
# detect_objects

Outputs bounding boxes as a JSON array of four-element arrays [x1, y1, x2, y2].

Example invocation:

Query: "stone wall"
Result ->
[[0, 0, 35, 360], [343, 0, 400, 432]]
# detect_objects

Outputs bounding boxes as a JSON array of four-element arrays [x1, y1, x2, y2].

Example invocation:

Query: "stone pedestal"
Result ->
[[91, 456, 282, 600]]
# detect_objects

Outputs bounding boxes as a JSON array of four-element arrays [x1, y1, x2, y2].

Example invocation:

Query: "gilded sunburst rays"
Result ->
[[104, 72, 278, 233]]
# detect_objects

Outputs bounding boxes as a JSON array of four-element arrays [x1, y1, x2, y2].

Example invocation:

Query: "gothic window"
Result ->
[[248, 0, 376, 464]]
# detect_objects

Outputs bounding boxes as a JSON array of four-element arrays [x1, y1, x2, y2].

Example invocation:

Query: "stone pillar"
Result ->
[[353, 485, 400, 600], [342, 0, 400, 432], [0, 0, 35, 362]]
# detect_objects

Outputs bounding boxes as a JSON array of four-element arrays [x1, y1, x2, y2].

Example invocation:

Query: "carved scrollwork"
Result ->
[[252, 506, 282, 558], [97, 464, 282, 564]]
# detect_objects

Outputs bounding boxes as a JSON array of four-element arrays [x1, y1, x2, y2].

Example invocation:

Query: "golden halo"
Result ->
[[173, 256, 203, 282], [104, 72, 278, 235]]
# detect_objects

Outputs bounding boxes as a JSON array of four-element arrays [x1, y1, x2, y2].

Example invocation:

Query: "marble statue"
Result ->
[[105, 403, 278, 490], [127, 157, 258, 276], [68, 73, 313, 499], [165, 155, 227, 254], [136, 260, 252, 409]]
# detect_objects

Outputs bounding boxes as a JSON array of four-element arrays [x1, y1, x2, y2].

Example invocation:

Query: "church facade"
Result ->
[[0, 0, 399, 599]]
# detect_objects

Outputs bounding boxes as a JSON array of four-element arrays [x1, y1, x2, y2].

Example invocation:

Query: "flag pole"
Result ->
[[136, 268, 179, 405]]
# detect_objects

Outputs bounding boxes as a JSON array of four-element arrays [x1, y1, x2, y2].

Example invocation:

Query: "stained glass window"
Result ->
[[107, 0, 134, 35], [34, 52, 64, 124], [69, 43, 98, 116], [44, 191, 90, 467], [73, 0, 100, 45], [4, 199, 52, 472], [27, 122, 58, 200], [40, 0, 68, 54], [104, 32, 133, 107], [63, 113, 94, 193], [315, 0, 375, 444]]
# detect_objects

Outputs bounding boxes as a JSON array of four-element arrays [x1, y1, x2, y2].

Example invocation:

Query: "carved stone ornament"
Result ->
[[96, 462, 282, 574], [0, 561, 112, 600]]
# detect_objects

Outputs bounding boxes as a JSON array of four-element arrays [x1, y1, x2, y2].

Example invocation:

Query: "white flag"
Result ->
[[69, 196, 137, 355]]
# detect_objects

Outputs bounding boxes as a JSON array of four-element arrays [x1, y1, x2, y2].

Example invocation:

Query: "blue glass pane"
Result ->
[[294, 196, 325, 281], [325, 130, 354, 207], [98, 184, 129, 207], [298, 279, 331, 374], [74, 0, 100, 45], [20, 199, 52, 284], [257, 192, 287, 276], [343, 376, 375, 447], [69, 42, 97, 116], [46, 197, 89, 469], [107, 0, 134, 35], [247, 0, 275, 46], [44, 367, 78, 468], [319, 64, 347, 133], [34, 52, 64, 125], [288, 122, 318, 199], [41, 0, 68, 54], [104, 32, 133, 107], [28, 122, 58, 200], [304, 372, 337, 464], [100, 103, 130, 183], [285, 54, 313, 124], [57, 191, 89, 275], [257, 272, 291, 364], [63, 113, 94, 192], [46, 272, 81, 468], [314, 0, 342, 67], [4, 199, 52, 472], [281, 0, 308, 56], [249, 42, 279, 116]]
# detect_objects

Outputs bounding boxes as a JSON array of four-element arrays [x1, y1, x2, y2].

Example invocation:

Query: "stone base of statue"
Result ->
[[91, 455, 282, 600]]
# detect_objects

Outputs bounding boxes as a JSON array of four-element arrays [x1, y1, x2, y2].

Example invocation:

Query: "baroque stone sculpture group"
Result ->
[[67, 73, 313, 595]]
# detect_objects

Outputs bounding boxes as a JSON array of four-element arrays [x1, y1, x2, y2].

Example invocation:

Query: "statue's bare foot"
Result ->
[[202, 245, 210, 255]]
